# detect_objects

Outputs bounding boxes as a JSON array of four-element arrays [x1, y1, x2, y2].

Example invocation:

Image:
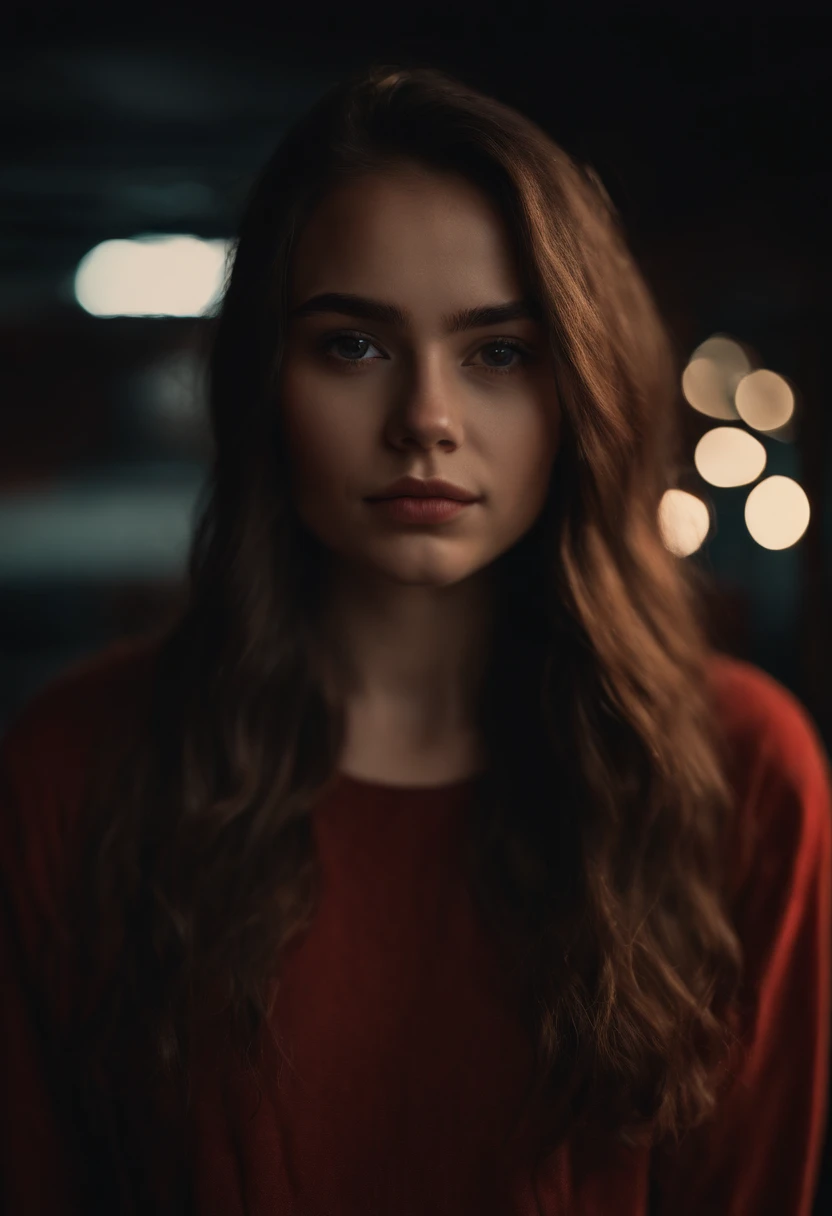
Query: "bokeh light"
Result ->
[[681, 335, 750, 420], [694, 426, 767, 488], [658, 488, 711, 557], [744, 476, 810, 549], [734, 368, 795, 432], [75, 235, 231, 317]]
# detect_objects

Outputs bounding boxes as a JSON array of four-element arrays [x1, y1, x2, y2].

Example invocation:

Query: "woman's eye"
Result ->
[[322, 333, 382, 364], [319, 332, 531, 376], [474, 341, 530, 374]]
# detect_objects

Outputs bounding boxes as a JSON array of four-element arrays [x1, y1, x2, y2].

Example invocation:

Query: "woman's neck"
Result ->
[[316, 559, 497, 740]]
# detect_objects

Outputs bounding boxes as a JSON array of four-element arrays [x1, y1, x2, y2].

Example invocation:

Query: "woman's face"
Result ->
[[279, 163, 561, 588]]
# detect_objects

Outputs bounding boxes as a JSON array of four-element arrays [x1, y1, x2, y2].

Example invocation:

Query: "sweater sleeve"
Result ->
[[0, 699, 88, 1212], [650, 663, 832, 1216], [0, 639, 157, 1214]]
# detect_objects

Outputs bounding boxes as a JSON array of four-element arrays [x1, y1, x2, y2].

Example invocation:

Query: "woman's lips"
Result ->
[[366, 496, 474, 524]]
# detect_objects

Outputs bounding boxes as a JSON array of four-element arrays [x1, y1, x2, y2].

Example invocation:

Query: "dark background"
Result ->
[[2, 0, 830, 1205]]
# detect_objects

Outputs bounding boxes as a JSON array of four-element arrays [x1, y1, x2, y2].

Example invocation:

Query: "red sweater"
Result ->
[[0, 639, 830, 1215]]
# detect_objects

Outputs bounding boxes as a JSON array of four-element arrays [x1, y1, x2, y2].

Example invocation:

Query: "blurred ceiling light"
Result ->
[[658, 488, 710, 557], [694, 426, 767, 488], [681, 335, 750, 420], [734, 368, 795, 432], [744, 476, 810, 550], [75, 234, 231, 317]]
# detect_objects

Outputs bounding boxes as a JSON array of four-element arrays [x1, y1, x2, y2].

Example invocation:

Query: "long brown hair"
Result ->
[[70, 61, 743, 1192]]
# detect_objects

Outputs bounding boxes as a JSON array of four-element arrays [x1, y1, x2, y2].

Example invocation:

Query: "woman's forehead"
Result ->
[[289, 171, 525, 317]]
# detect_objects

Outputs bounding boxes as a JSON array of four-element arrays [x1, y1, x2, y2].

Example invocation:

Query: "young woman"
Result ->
[[1, 63, 830, 1216]]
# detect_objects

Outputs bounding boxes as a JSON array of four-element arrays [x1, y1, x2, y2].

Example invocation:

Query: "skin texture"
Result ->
[[279, 164, 561, 765]]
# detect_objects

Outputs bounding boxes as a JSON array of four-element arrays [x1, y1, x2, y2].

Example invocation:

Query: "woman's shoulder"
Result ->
[[705, 652, 830, 790], [2, 632, 162, 762], [704, 651, 832, 906], [0, 635, 166, 987], [0, 634, 163, 908]]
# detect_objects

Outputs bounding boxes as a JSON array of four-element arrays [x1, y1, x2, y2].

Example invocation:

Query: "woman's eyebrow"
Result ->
[[289, 291, 542, 334]]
